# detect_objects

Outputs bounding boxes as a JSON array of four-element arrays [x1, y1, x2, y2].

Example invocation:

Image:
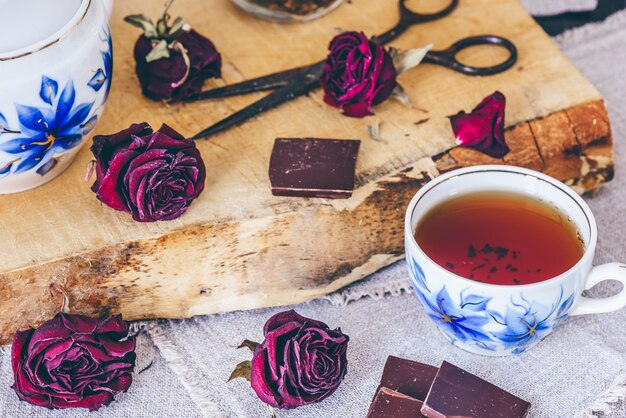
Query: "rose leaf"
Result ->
[[394, 44, 433, 74], [146, 40, 171, 63], [227, 360, 252, 383], [166, 17, 187, 41], [124, 15, 159, 39], [237, 340, 260, 352], [390, 85, 413, 109], [366, 120, 384, 142]]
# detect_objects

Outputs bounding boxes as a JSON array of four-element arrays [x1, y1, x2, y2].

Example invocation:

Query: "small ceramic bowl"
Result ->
[[231, 0, 344, 23]]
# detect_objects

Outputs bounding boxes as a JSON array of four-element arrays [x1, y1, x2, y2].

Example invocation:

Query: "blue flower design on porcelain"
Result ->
[[492, 287, 576, 353], [0, 78, 95, 175], [0, 113, 20, 177], [408, 255, 577, 354], [417, 286, 493, 343], [408, 255, 430, 292], [89, 28, 113, 99]]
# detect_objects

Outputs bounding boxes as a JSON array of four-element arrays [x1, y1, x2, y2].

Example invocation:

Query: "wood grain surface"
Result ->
[[0, 0, 613, 344]]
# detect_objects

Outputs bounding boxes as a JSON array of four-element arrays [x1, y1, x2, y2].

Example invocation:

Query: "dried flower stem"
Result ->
[[49, 283, 70, 314], [170, 42, 191, 88], [163, 0, 175, 19], [85, 160, 96, 182]]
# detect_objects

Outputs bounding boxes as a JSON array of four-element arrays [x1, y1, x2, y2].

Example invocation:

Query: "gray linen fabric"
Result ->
[[1, 4, 625, 418], [520, 0, 598, 16]]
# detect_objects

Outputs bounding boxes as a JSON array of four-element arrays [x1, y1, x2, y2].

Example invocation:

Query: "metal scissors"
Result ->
[[188, 0, 517, 140]]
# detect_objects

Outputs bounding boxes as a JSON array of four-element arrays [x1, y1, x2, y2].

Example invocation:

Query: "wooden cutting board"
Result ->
[[0, 0, 614, 344]]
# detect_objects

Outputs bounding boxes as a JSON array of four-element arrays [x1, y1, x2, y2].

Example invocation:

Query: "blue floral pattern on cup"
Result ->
[[409, 256, 576, 354], [0, 80, 95, 175], [88, 29, 113, 100], [0, 27, 112, 178]]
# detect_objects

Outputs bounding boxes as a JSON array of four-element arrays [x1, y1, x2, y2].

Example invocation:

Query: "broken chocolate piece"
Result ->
[[421, 361, 531, 418], [367, 387, 427, 418], [269, 137, 360, 199], [377, 356, 438, 402]]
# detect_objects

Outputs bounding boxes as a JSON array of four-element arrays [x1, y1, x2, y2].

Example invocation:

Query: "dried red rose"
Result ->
[[125, 4, 221, 101], [90, 122, 206, 222], [250, 310, 349, 410], [449, 91, 510, 158], [11, 314, 135, 411], [320, 31, 397, 118]]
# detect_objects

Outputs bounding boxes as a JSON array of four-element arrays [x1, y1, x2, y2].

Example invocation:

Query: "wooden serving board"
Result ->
[[0, 0, 614, 344]]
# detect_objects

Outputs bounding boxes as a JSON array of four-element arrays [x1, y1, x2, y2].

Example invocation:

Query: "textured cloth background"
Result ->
[[1, 4, 625, 418], [520, 0, 598, 16]]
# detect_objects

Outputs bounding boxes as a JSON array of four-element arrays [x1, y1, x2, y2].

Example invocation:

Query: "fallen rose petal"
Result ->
[[449, 91, 509, 158]]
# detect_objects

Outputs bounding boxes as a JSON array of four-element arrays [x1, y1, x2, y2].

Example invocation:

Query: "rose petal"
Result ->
[[251, 348, 281, 408], [59, 313, 103, 334], [11, 329, 32, 375], [50, 390, 114, 411], [90, 123, 152, 173], [95, 314, 130, 337], [95, 149, 140, 211], [264, 310, 328, 335], [449, 91, 509, 158]]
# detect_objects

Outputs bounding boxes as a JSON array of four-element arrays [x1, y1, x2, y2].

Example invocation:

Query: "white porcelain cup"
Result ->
[[404, 165, 626, 356], [0, 0, 114, 194]]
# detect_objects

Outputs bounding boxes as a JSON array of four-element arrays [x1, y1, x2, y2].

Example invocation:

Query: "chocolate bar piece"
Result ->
[[269, 138, 360, 199], [377, 356, 438, 401], [421, 361, 531, 418], [367, 387, 427, 418]]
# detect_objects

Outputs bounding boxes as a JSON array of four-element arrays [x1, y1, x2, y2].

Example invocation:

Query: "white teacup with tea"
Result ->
[[405, 165, 626, 356]]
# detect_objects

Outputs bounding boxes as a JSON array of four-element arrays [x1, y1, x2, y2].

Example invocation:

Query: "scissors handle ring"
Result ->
[[374, 0, 460, 45], [424, 35, 518, 76]]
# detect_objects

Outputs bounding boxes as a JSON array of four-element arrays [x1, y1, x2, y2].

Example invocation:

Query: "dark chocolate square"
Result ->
[[367, 387, 427, 418], [269, 137, 360, 199], [377, 356, 438, 402], [421, 361, 531, 418]]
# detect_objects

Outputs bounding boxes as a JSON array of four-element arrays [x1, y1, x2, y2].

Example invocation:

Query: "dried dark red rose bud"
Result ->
[[90, 122, 206, 222], [125, 1, 221, 101], [249, 310, 349, 410], [320, 31, 397, 118], [449, 91, 510, 158], [11, 314, 135, 411]]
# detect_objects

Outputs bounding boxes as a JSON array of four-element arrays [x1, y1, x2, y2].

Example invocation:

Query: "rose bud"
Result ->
[[320, 31, 397, 118], [250, 310, 349, 410], [11, 314, 136, 411], [449, 91, 510, 158], [125, 2, 221, 101], [90, 122, 206, 222]]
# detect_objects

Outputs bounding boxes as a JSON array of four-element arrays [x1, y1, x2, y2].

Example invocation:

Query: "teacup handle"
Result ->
[[570, 263, 626, 316]]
